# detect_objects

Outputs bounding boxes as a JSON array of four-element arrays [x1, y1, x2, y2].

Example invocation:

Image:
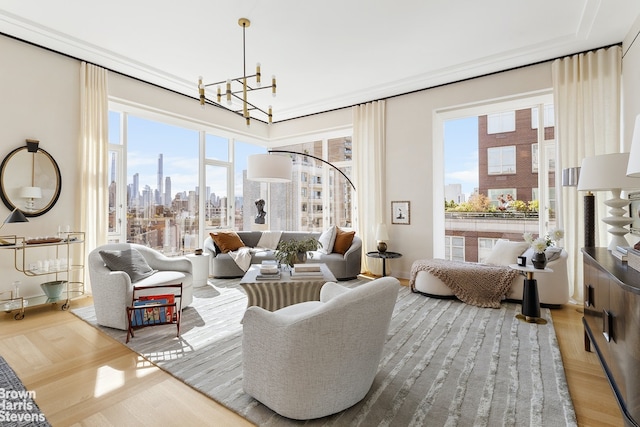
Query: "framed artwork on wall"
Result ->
[[391, 201, 410, 225]]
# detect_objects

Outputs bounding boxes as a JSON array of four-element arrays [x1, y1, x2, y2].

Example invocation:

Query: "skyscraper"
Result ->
[[164, 176, 171, 207], [157, 153, 163, 205], [110, 152, 116, 184]]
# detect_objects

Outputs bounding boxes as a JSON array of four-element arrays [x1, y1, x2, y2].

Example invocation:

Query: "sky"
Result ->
[[110, 111, 480, 199], [444, 116, 479, 197], [108, 112, 266, 199]]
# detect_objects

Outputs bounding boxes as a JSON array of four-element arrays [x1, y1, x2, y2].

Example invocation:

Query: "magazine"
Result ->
[[131, 294, 175, 326]]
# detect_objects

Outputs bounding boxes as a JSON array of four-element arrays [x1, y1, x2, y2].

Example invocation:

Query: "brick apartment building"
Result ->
[[446, 107, 555, 262]]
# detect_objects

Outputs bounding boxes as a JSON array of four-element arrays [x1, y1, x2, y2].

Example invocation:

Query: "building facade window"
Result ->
[[445, 236, 465, 261], [487, 146, 516, 175], [478, 238, 503, 263], [487, 111, 515, 134], [531, 105, 555, 129]]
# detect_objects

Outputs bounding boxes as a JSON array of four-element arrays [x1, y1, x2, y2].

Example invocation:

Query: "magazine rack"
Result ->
[[126, 283, 182, 343]]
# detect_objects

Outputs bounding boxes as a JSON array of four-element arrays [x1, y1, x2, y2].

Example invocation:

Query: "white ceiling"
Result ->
[[1, 1, 639, 123]]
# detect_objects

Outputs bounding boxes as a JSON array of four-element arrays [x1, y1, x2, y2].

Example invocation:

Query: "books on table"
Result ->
[[293, 264, 320, 272], [257, 261, 281, 280], [611, 248, 628, 262], [291, 264, 324, 278], [256, 273, 281, 280]]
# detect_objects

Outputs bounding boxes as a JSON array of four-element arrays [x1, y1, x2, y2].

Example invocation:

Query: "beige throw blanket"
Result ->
[[410, 259, 519, 308]]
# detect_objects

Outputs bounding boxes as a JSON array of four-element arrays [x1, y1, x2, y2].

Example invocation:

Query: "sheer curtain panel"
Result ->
[[78, 62, 109, 292], [353, 101, 386, 275], [552, 46, 622, 302]]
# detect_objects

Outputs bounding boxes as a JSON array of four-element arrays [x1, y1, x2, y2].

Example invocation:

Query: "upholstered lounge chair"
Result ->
[[88, 243, 193, 330], [242, 277, 399, 420]]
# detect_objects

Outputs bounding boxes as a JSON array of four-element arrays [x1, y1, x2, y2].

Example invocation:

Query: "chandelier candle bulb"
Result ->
[[256, 63, 261, 85], [268, 105, 273, 124], [198, 77, 205, 105], [272, 75, 277, 96], [226, 80, 232, 105], [216, 85, 221, 102]]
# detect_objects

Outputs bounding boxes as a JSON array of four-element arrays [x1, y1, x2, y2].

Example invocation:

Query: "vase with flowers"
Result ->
[[523, 228, 564, 269]]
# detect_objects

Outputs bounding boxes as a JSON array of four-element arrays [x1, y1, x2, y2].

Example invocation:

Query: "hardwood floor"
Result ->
[[0, 285, 624, 427]]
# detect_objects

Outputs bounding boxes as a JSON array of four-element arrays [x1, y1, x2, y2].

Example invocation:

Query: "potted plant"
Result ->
[[275, 237, 322, 267]]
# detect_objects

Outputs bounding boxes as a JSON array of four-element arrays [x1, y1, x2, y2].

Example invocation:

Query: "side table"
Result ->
[[508, 264, 553, 324], [366, 251, 402, 277], [187, 253, 210, 287]]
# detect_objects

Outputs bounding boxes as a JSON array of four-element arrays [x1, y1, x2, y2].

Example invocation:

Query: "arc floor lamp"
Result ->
[[247, 150, 356, 191]]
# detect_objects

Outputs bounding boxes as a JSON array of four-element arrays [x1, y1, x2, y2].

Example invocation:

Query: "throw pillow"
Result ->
[[317, 225, 337, 254], [209, 231, 245, 253], [483, 239, 529, 266], [333, 228, 355, 255], [99, 248, 156, 282]]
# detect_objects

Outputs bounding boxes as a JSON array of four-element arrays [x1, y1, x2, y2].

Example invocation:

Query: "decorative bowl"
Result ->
[[40, 280, 66, 300]]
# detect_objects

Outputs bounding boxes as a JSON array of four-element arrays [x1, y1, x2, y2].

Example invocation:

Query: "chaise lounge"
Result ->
[[410, 240, 569, 307]]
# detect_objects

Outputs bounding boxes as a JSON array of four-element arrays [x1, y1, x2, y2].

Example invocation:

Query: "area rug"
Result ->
[[0, 356, 51, 427], [72, 278, 577, 426]]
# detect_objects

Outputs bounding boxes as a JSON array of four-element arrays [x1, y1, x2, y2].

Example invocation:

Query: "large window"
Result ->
[[108, 107, 353, 248], [267, 137, 353, 232], [441, 96, 556, 262]]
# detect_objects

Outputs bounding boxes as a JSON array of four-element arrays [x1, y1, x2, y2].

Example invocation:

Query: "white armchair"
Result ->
[[88, 243, 193, 330], [242, 276, 399, 420]]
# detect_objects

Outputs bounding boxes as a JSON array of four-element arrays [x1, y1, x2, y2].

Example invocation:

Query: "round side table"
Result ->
[[366, 251, 402, 277], [187, 253, 211, 287], [508, 264, 553, 324]]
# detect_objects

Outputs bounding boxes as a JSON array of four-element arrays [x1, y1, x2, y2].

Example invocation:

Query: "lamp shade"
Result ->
[[19, 186, 42, 199], [247, 154, 292, 183], [4, 208, 28, 224], [577, 153, 640, 191], [376, 223, 389, 241], [627, 114, 640, 177]]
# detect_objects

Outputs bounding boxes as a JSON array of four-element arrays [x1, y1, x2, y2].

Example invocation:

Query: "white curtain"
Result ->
[[353, 101, 386, 275], [552, 46, 622, 302], [78, 62, 109, 290]]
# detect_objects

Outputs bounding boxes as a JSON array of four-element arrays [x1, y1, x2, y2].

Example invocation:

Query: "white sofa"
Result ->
[[242, 277, 399, 420], [411, 241, 569, 307], [88, 243, 193, 330]]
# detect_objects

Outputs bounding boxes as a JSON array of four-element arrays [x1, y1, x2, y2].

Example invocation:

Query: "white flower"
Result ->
[[523, 232, 534, 245], [532, 237, 548, 253], [550, 228, 564, 243]]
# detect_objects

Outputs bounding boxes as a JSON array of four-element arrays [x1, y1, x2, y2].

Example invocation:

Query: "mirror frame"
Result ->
[[0, 145, 62, 217]]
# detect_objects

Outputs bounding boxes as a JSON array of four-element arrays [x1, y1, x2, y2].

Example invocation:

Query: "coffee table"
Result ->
[[239, 263, 336, 311]]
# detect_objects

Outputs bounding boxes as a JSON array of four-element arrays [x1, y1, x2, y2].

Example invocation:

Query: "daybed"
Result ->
[[410, 240, 569, 307], [242, 276, 399, 420], [203, 227, 362, 280]]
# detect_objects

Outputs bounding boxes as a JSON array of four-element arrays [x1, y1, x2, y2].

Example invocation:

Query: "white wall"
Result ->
[[0, 36, 80, 297]]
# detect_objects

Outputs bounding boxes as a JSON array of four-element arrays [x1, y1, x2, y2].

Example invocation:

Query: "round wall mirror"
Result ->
[[0, 142, 62, 217]]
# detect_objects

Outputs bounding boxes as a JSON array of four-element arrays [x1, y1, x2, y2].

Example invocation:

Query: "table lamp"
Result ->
[[0, 208, 29, 245], [578, 153, 640, 250]]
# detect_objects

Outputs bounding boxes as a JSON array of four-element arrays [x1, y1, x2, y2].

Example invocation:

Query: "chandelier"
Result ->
[[198, 18, 276, 126]]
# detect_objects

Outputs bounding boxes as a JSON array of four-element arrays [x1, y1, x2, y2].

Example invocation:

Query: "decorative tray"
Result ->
[[25, 238, 63, 245]]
